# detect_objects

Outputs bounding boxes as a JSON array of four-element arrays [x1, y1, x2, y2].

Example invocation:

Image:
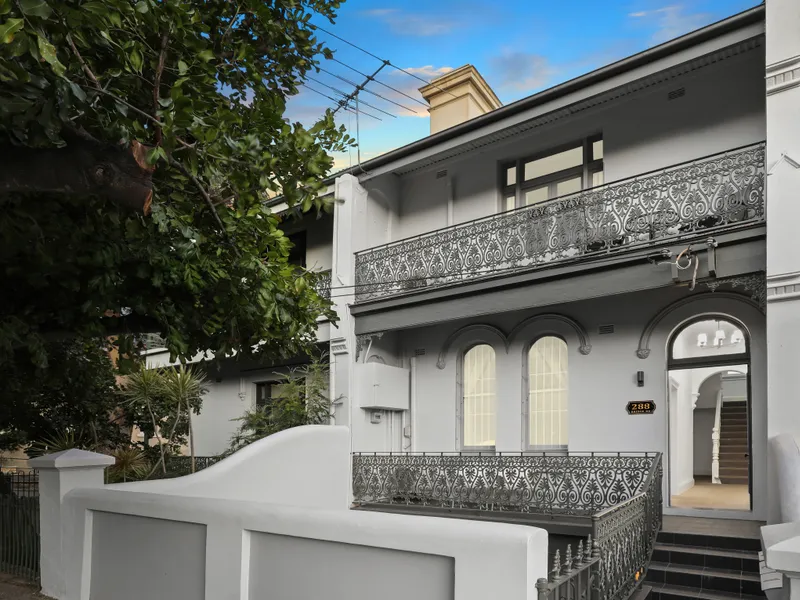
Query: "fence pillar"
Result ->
[[29, 449, 114, 599]]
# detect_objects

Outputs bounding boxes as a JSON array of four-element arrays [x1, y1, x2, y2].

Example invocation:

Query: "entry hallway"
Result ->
[[670, 478, 750, 511]]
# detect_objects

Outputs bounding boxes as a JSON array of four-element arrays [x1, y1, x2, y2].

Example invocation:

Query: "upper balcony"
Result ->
[[353, 143, 765, 303]]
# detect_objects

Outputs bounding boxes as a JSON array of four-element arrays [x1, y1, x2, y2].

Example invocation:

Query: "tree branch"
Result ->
[[153, 32, 170, 146], [168, 156, 239, 254], [0, 138, 153, 214], [66, 34, 101, 90]]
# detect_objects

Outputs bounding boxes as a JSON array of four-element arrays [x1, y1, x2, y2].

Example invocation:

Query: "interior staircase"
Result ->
[[719, 401, 749, 485], [646, 529, 764, 600]]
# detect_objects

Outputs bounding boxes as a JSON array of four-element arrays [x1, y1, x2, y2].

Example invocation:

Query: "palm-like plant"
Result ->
[[161, 365, 208, 473], [106, 447, 150, 483], [27, 429, 92, 458], [120, 367, 170, 476]]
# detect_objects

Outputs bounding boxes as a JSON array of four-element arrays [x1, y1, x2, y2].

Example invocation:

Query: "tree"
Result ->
[[160, 365, 207, 472], [120, 364, 206, 477], [228, 355, 333, 453], [0, 0, 350, 367], [0, 338, 127, 452]]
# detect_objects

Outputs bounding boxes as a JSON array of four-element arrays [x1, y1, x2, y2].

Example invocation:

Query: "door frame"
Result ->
[[664, 314, 753, 515]]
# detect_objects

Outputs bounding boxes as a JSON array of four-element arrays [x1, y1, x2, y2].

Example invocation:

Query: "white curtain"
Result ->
[[462, 344, 496, 447], [528, 337, 569, 448]]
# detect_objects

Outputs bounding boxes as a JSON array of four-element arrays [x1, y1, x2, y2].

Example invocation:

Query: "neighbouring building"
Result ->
[[146, 2, 800, 529]]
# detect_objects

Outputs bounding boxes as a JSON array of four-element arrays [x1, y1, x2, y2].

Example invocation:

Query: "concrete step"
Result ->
[[652, 542, 759, 573], [646, 562, 762, 596], [649, 582, 764, 600]]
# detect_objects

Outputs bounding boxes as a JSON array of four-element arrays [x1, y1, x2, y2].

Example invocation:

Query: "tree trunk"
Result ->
[[0, 137, 154, 214], [188, 407, 196, 474]]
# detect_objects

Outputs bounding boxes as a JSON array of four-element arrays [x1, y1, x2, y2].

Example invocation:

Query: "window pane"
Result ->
[[506, 166, 517, 187], [592, 170, 604, 187], [672, 319, 747, 359], [505, 195, 516, 211], [528, 337, 568, 448], [524, 186, 549, 206], [556, 177, 582, 197], [524, 146, 583, 181], [592, 139, 604, 160], [463, 344, 496, 447]]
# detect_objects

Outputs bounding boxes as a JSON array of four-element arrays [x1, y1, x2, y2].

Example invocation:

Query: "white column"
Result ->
[[766, 0, 800, 523], [29, 449, 114, 599]]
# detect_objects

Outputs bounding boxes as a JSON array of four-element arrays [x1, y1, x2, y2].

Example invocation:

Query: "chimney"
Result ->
[[419, 65, 502, 135]]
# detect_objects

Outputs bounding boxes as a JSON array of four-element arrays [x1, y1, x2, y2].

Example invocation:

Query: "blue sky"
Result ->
[[285, 0, 759, 170]]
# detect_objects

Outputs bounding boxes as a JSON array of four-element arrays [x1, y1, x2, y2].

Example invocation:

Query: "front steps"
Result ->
[[719, 402, 749, 485], [645, 529, 764, 600]]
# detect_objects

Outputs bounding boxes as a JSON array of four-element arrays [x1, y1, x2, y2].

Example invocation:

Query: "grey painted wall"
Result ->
[[90, 512, 206, 600], [358, 284, 767, 519], [249, 532, 455, 600]]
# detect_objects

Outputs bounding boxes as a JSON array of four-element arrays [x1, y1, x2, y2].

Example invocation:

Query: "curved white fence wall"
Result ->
[[111, 425, 351, 510], [36, 425, 549, 600], [62, 489, 547, 600]]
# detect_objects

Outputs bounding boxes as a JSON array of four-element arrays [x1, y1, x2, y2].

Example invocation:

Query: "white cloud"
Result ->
[[361, 8, 461, 36], [489, 52, 556, 92], [629, 5, 711, 44]]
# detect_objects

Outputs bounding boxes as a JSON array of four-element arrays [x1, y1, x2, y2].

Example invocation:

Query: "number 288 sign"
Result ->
[[626, 401, 656, 415]]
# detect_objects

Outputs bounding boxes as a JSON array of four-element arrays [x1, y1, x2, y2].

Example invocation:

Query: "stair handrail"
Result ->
[[712, 390, 723, 484]]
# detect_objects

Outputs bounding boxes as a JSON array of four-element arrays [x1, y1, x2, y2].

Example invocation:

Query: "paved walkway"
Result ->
[[0, 575, 50, 600]]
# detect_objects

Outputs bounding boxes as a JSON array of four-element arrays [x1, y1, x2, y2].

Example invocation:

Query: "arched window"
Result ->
[[528, 336, 568, 449], [461, 344, 496, 448]]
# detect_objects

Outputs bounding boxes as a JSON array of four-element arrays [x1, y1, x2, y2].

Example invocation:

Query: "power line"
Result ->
[[321, 64, 421, 114], [306, 75, 397, 118], [331, 58, 428, 108], [310, 23, 458, 101], [303, 84, 383, 121]]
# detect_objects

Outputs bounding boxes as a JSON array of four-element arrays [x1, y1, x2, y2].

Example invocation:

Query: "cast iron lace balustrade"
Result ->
[[352, 452, 657, 515], [313, 269, 332, 300], [537, 536, 601, 600], [353, 452, 663, 600], [354, 143, 765, 301]]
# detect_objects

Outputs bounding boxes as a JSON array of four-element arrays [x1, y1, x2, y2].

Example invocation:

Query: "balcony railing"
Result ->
[[313, 269, 332, 300], [354, 143, 765, 302], [353, 451, 663, 600]]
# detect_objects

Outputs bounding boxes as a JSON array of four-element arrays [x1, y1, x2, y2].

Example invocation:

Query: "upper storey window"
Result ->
[[502, 136, 603, 211]]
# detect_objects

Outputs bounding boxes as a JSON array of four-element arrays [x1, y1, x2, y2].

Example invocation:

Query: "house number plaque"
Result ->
[[627, 401, 656, 415]]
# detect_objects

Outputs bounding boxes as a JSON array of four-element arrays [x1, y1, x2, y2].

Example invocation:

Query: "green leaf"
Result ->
[[129, 49, 143, 73], [0, 0, 11, 15], [178, 60, 188, 75], [18, 0, 52, 18], [68, 81, 86, 102], [0, 18, 23, 44], [135, 0, 149, 13], [36, 34, 64, 76], [197, 49, 214, 62]]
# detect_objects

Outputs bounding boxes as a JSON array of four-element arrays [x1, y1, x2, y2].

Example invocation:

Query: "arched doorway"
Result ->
[[667, 316, 751, 511]]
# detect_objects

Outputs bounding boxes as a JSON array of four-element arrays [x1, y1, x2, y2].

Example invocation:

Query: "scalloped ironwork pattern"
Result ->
[[354, 144, 765, 301], [352, 452, 657, 515]]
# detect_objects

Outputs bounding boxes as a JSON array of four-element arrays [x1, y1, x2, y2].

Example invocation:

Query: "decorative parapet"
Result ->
[[354, 143, 765, 302]]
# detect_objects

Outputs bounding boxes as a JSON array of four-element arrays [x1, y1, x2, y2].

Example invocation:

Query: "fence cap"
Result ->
[[29, 448, 115, 470]]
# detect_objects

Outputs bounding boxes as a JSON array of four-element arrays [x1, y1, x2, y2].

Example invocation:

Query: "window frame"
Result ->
[[254, 380, 284, 412], [524, 334, 569, 451], [500, 134, 604, 212], [667, 315, 750, 370], [457, 342, 498, 452]]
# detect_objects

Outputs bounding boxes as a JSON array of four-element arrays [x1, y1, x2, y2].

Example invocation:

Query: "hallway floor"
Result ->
[[670, 477, 750, 510]]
